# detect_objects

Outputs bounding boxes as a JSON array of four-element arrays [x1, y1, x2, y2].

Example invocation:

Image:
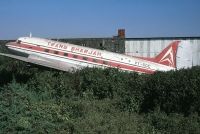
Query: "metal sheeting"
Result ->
[[192, 42, 200, 66], [126, 40, 174, 57], [125, 38, 200, 68], [176, 41, 193, 69]]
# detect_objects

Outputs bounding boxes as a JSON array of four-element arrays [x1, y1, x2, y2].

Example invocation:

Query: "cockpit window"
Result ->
[[17, 40, 21, 44]]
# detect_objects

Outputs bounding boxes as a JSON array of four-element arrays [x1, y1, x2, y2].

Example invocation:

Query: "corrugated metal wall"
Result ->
[[125, 38, 200, 67], [125, 38, 200, 57]]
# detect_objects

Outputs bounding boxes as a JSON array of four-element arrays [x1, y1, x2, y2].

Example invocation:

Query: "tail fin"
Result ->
[[154, 41, 180, 68]]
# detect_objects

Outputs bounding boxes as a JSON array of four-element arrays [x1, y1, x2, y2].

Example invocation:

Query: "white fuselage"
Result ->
[[6, 37, 175, 74]]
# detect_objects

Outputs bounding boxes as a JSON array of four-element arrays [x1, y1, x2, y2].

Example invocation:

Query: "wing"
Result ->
[[0, 53, 78, 72]]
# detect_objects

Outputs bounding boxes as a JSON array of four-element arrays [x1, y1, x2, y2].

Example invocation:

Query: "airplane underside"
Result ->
[[0, 46, 104, 72]]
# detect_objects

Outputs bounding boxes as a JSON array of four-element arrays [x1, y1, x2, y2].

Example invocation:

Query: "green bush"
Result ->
[[141, 67, 200, 115], [0, 79, 73, 133], [146, 111, 200, 134], [1, 53, 200, 133]]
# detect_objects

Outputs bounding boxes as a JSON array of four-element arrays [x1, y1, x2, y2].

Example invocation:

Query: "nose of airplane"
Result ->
[[5, 42, 17, 52], [5, 43, 11, 51], [4, 42, 11, 52], [5, 42, 10, 47], [5, 42, 15, 48]]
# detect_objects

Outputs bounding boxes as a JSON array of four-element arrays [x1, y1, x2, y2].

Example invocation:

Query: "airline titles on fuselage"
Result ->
[[47, 41, 102, 57], [47, 41, 151, 70]]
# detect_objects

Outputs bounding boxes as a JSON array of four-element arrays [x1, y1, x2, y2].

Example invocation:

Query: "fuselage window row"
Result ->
[[42, 47, 109, 66]]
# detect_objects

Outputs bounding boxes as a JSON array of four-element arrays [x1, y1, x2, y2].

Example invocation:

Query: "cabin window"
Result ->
[[54, 51, 59, 54], [64, 53, 68, 56], [103, 61, 108, 65], [83, 57, 88, 60], [73, 55, 77, 58], [44, 49, 49, 52], [93, 59, 98, 63]]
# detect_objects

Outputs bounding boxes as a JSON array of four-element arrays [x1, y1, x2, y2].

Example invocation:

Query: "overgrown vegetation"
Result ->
[[0, 41, 200, 133]]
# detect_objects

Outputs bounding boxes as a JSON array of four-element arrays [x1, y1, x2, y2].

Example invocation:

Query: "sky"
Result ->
[[0, 0, 200, 39]]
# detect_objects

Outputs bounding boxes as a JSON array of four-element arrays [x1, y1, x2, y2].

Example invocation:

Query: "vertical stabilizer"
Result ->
[[154, 41, 180, 68]]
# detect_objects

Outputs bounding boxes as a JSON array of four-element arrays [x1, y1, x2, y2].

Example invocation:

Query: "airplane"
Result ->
[[0, 36, 180, 74]]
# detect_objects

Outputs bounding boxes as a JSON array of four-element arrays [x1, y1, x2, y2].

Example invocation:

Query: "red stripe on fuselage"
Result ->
[[21, 41, 157, 69], [8, 42, 155, 74]]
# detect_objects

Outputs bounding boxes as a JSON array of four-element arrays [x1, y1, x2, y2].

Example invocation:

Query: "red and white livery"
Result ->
[[1, 37, 180, 74]]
